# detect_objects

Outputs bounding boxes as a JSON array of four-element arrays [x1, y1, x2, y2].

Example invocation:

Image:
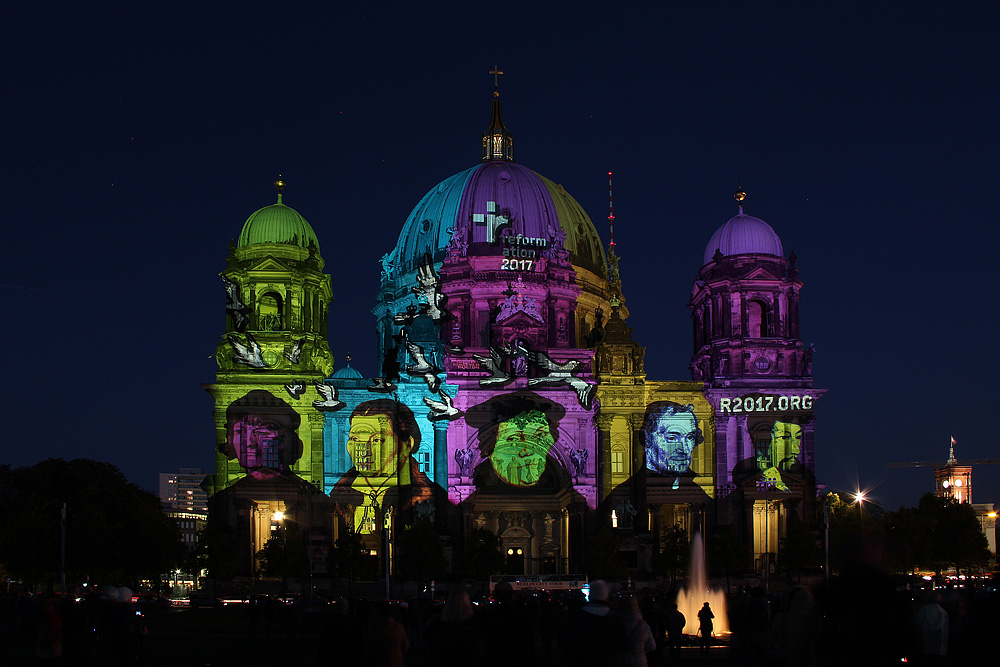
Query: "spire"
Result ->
[[482, 66, 513, 161], [606, 171, 622, 288], [608, 171, 616, 249]]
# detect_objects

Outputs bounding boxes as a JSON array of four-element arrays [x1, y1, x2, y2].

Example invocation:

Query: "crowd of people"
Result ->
[[1, 585, 147, 665], [3, 573, 998, 666]]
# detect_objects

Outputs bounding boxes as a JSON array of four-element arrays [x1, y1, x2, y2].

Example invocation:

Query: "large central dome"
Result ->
[[390, 161, 605, 276]]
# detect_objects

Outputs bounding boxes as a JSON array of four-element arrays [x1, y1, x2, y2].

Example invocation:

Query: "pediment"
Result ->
[[247, 256, 293, 273], [743, 266, 783, 282], [497, 311, 546, 330]]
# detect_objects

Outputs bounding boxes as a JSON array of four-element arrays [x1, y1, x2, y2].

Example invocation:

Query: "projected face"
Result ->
[[348, 415, 404, 476], [647, 413, 698, 474], [491, 410, 554, 487], [771, 421, 801, 470], [225, 390, 302, 480], [642, 402, 703, 476]]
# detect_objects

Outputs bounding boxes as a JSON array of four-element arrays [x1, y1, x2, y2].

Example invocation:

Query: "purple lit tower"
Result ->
[[689, 189, 825, 569]]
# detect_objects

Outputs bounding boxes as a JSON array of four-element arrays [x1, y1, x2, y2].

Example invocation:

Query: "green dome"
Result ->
[[238, 194, 320, 251]]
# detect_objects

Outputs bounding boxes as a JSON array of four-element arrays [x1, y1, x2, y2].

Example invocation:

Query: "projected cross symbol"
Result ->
[[472, 201, 512, 243]]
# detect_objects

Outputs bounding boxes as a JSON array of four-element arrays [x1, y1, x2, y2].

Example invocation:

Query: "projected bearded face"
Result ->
[[644, 403, 702, 475], [491, 410, 554, 487], [771, 421, 802, 470], [347, 414, 412, 477]]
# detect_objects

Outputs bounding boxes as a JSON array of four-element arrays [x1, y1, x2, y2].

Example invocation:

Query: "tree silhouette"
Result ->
[[0, 459, 184, 588]]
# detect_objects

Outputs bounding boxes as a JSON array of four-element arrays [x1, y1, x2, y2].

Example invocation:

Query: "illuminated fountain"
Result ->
[[676, 532, 729, 635]]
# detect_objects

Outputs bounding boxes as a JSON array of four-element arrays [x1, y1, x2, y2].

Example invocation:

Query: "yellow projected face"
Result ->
[[491, 411, 554, 487], [771, 421, 802, 470], [348, 415, 407, 477]]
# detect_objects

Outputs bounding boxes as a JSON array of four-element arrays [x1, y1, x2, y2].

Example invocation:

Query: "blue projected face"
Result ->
[[646, 412, 699, 475]]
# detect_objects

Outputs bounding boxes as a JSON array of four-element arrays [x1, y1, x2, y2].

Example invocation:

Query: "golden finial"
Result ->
[[274, 175, 285, 193], [345, 354, 352, 364], [734, 186, 746, 204]]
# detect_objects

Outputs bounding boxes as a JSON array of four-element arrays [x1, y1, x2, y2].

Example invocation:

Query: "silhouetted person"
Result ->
[[698, 601, 714, 653], [561, 580, 626, 666], [57, 587, 87, 666], [35, 593, 62, 665], [666, 602, 686, 658], [769, 587, 820, 667], [618, 598, 656, 667], [319, 598, 360, 665], [476, 582, 535, 667], [423, 589, 484, 666], [365, 601, 409, 667], [915, 591, 948, 665]]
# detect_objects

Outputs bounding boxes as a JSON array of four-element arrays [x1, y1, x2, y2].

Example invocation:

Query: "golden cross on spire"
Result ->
[[490, 65, 503, 95]]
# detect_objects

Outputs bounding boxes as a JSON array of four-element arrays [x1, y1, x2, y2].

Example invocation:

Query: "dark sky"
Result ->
[[5, 2, 998, 511]]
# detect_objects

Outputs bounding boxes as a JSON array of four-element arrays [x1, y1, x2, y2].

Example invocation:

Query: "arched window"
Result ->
[[258, 292, 283, 331], [747, 300, 770, 338]]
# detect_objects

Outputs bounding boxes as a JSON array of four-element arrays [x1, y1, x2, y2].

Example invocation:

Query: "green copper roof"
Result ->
[[238, 194, 321, 251]]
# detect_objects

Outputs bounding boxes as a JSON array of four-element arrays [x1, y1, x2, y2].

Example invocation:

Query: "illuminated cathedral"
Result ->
[[204, 83, 823, 581]]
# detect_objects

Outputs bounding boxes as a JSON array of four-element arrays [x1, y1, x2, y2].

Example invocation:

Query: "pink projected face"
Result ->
[[232, 416, 285, 478]]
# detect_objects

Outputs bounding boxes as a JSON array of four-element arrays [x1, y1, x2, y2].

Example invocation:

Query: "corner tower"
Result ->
[[689, 189, 824, 568], [205, 179, 334, 495]]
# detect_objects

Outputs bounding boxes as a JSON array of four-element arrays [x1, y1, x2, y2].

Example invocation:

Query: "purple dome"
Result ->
[[703, 208, 783, 265], [392, 161, 605, 276]]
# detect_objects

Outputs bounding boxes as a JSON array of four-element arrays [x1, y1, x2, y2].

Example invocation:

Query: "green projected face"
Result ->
[[348, 415, 403, 476], [771, 421, 801, 470], [490, 410, 554, 487]]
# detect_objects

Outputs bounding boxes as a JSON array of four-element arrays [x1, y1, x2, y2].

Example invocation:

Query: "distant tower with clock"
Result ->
[[689, 189, 825, 566]]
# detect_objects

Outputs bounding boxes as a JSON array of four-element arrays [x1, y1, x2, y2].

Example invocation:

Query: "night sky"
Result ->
[[5, 3, 998, 511]]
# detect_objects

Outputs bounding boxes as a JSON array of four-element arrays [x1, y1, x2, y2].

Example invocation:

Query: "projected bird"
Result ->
[[412, 258, 446, 322], [393, 303, 419, 326], [313, 382, 345, 411], [222, 276, 250, 332], [285, 381, 306, 398], [228, 332, 268, 368], [526, 350, 595, 408], [404, 335, 441, 393], [367, 377, 399, 393], [472, 346, 512, 387], [424, 389, 462, 421], [284, 338, 306, 364]]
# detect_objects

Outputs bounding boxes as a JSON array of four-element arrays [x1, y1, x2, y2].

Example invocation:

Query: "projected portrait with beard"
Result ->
[[331, 399, 435, 531], [756, 420, 802, 491], [224, 390, 303, 480], [641, 401, 704, 487], [467, 393, 566, 489]]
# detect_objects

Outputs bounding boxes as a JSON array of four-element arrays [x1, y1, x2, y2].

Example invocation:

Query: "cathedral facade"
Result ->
[[204, 89, 822, 580]]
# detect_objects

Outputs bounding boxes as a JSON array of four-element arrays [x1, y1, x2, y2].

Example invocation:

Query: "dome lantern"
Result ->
[[482, 66, 513, 162]]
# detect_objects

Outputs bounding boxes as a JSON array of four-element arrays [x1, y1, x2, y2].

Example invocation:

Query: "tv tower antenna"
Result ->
[[608, 171, 615, 249]]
